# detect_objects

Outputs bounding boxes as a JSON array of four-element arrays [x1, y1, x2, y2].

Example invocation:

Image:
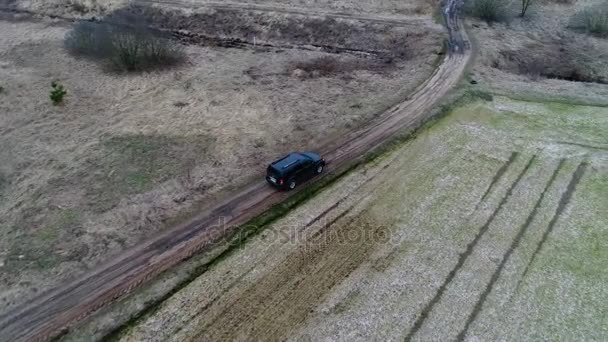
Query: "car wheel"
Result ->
[[316, 164, 324, 174], [288, 180, 297, 190]]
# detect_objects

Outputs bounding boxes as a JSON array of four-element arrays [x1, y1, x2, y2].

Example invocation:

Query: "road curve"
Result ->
[[0, 1, 470, 341]]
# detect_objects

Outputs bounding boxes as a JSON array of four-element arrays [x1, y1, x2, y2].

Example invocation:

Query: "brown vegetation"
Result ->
[[496, 37, 607, 84], [466, 0, 509, 23], [288, 56, 389, 79], [569, 3, 608, 37], [65, 17, 185, 71]]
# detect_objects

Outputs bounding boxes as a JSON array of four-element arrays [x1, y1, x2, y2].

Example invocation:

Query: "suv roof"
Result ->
[[269, 153, 311, 173]]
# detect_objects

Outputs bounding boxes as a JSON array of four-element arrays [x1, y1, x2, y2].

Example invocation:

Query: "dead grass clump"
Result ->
[[496, 38, 607, 84], [288, 56, 386, 78], [569, 4, 608, 37], [65, 18, 185, 72], [466, 0, 509, 23]]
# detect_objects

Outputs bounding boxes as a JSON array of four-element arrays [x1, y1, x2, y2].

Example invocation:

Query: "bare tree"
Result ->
[[520, 0, 534, 17]]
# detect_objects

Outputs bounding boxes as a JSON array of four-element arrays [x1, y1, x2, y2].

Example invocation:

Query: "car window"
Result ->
[[268, 166, 282, 178]]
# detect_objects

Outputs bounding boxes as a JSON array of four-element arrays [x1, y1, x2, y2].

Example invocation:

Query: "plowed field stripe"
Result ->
[[477, 152, 519, 207]]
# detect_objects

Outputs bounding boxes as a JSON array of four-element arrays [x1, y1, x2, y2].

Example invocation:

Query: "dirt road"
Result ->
[[0, 1, 470, 341]]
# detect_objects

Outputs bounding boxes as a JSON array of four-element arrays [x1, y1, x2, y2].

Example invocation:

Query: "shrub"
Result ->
[[0, 86, 5, 94], [50, 81, 67, 105], [467, 0, 508, 23], [65, 21, 113, 58], [111, 27, 184, 71], [65, 19, 185, 71], [497, 38, 607, 84], [569, 5, 608, 37]]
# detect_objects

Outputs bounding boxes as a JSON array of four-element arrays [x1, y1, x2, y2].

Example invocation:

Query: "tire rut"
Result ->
[[513, 162, 588, 295], [454, 159, 566, 341], [403, 155, 536, 342], [192, 210, 384, 341], [477, 152, 519, 208]]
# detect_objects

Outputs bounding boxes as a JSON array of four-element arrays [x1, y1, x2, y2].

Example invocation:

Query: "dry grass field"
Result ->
[[7, 0, 440, 18], [115, 95, 608, 341], [206, 0, 440, 15], [0, 0, 444, 314]]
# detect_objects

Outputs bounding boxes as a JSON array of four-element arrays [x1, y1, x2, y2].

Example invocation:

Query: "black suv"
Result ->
[[266, 152, 326, 190]]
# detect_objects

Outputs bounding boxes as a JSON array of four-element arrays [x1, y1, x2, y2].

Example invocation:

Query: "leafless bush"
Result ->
[[466, 0, 509, 23], [64, 21, 113, 58], [569, 4, 608, 37], [519, 0, 535, 17], [66, 0, 88, 14], [63, 0, 106, 14], [65, 18, 185, 71]]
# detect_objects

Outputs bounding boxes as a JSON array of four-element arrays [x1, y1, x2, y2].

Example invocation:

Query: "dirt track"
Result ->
[[0, 1, 470, 341]]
